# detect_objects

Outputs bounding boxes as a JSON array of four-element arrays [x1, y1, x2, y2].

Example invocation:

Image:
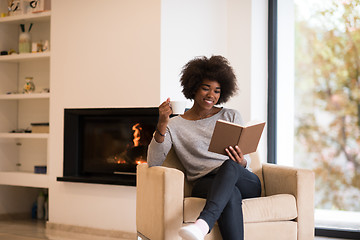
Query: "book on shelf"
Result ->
[[31, 122, 49, 133], [208, 120, 266, 155]]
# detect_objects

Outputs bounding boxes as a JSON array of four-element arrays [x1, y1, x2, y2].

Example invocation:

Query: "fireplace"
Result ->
[[57, 107, 159, 186]]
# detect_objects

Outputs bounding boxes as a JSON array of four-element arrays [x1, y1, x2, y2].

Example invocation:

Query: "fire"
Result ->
[[113, 156, 126, 164], [132, 123, 142, 147], [135, 156, 147, 165], [109, 123, 148, 166]]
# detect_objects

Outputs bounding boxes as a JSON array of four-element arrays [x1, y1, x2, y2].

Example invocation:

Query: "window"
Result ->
[[273, 0, 360, 237]]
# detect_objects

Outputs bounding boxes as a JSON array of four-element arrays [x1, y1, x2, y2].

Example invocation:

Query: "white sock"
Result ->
[[179, 224, 205, 240], [194, 219, 209, 236], [179, 219, 208, 240]]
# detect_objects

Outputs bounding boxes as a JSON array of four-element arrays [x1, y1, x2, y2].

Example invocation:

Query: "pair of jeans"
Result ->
[[191, 159, 261, 240]]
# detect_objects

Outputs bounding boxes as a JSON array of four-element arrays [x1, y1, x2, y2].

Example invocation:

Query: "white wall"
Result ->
[[48, 0, 268, 234], [227, 0, 268, 161], [160, 0, 227, 104], [161, 0, 268, 125], [49, 0, 160, 232]]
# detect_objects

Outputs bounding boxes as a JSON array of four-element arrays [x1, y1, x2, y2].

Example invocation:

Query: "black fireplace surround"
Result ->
[[57, 107, 159, 186]]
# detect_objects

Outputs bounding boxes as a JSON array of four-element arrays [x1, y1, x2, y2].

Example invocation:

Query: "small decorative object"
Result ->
[[34, 165, 47, 174], [31, 41, 44, 53], [19, 23, 33, 53], [42, 40, 49, 52], [8, 0, 23, 16], [41, 88, 50, 93], [23, 77, 35, 93], [31, 42, 38, 53], [27, 0, 51, 13], [8, 49, 17, 55], [31, 40, 48, 53]]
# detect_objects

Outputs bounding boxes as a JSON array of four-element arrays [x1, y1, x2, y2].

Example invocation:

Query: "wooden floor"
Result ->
[[0, 219, 346, 240], [0, 219, 132, 240]]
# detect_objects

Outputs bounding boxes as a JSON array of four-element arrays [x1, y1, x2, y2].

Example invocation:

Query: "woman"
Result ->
[[147, 55, 261, 240]]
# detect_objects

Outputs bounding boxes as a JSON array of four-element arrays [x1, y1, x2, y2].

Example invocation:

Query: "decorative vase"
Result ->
[[19, 32, 31, 53], [23, 77, 35, 93]]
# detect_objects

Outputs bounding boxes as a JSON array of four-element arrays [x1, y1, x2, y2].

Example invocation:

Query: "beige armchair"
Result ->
[[136, 149, 315, 240]]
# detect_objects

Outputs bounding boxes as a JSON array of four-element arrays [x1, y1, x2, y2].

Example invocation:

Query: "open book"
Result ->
[[208, 120, 266, 155]]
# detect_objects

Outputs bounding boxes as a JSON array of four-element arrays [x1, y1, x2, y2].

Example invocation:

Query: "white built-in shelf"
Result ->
[[0, 92, 50, 100], [0, 133, 49, 139], [0, 11, 51, 24], [0, 171, 48, 188], [0, 52, 50, 63], [0, 8, 50, 191]]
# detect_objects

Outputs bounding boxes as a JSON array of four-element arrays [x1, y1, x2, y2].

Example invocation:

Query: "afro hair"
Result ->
[[180, 55, 238, 105]]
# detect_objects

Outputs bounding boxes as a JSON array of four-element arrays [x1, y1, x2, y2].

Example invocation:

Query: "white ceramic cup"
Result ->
[[170, 101, 186, 114]]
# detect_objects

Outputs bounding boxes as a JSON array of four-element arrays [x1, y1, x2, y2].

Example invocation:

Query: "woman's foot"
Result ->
[[179, 224, 204, 240], [179, 219, 209, 240]]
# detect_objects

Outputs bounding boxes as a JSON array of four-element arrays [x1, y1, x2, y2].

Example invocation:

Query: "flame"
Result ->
[[110, 123, 147, 166], [132, 123, 142, 147], [114, 156, 126, 164], [135, 156, 147, 165]]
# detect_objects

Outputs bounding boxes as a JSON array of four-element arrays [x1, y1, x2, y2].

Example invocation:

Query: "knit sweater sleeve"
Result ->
[[147, 128, 172, 167]]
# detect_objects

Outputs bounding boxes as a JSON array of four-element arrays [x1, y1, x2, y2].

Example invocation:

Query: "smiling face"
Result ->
[[193, 79, 221, 110]]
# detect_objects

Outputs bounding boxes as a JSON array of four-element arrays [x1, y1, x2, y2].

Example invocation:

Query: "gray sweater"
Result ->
[[147, 108, 251, 181]]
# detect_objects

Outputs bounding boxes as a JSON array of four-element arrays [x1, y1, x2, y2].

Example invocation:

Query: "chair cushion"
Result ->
[[183, 194, 297, 223]]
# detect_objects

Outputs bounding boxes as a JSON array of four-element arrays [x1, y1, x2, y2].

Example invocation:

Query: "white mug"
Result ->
[[170, 101, 186, 114]]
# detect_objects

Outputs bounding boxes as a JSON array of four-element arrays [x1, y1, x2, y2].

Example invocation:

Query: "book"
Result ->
[[31, 122, 49, 133], [208, 120, 265, 155]]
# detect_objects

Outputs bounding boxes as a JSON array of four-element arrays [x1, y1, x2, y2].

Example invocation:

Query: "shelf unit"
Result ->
[[0, 133, 49, 139], [0, 11, 50, 24], [0, 8, 51, 188], [0, 92, 50, 99], [0, 171, 48, 188], [0, 51, 50, 62]]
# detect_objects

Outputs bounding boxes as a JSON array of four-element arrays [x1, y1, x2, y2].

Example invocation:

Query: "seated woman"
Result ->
[[147, 55, 261, 240]]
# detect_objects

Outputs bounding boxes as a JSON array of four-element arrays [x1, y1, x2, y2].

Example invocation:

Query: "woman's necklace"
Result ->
[[197, 108, 215, 120], [183, 107, 219, 121]]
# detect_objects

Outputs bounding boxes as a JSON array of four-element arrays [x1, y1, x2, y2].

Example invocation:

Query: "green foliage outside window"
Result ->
[[294, 0, 360, 211]]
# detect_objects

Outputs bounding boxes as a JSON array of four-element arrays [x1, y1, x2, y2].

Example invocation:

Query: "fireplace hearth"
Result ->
[[57, 107, 159, 186]]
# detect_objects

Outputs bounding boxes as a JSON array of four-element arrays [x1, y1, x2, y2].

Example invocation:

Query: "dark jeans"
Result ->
[[191, 159, 261, 240]]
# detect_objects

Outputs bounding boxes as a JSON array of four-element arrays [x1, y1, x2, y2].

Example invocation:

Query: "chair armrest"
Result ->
[[136, 163, 184, 240], [262, 163, 315, 240]]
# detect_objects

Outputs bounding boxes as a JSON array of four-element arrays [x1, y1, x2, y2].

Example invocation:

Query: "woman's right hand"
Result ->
[[154, 98, 172, 142], [158, 98, 172, 124]]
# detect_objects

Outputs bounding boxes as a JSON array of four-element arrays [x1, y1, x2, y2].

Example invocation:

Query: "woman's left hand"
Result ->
[[225, 145, 247, 168]]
